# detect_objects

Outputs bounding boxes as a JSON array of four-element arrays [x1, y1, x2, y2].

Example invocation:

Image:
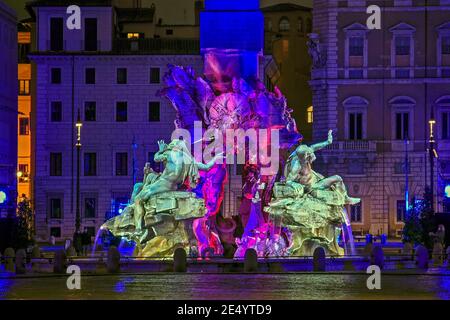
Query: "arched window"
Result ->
[[436, 95, 450, 140], [298, 17, 304, 33], [389, 96, 416, 140], [279, 17, 290, 32], [343, 96, 369, 140]]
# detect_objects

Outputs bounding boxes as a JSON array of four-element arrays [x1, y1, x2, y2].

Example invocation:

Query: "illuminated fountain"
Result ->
[[100, 0, 358, 258]]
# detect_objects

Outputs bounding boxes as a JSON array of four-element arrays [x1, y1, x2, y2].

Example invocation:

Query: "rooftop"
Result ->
[[26, 0, 112, 7], [261, 3, 311, 12]]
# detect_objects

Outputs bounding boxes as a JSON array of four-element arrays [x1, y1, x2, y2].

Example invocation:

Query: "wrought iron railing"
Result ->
[[113, 38, 200, 55]]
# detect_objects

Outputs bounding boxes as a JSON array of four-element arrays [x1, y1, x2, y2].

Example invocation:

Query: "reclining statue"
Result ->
[[101, 139, 222, 257], [265, 130, 360, 256]]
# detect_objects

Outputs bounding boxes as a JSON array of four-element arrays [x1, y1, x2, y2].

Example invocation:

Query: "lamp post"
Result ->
[[429, 114, 437, 211], [74, 109, 82, 251]]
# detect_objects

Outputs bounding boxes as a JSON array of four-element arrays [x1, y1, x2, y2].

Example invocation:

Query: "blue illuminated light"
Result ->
[[0, 191, 6, 204], [445, 185, 450, 198]]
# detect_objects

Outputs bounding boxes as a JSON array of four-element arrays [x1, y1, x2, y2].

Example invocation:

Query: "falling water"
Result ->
[[118, 238, 136, 257], [341, 208, 356, 256], [91, 227, 106, 256]]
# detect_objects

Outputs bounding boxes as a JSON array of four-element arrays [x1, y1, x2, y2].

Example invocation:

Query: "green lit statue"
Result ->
[[266, 130, 360, 256], [102, 139, 220, 257]]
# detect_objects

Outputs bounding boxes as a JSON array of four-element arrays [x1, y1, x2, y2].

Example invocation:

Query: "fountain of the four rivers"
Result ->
[[99, 0, 359, 260]]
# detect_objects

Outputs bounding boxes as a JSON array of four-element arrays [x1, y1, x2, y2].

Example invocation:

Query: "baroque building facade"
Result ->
[[27, 0, 203, 240], [310, 0, 450, 237], [27, 0, 274, 241], [0, 1, 17, 217], [17, 21, 33, 201]]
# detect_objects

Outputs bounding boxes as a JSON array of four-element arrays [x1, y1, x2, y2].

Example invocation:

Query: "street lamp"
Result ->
[[74, 109, 83, 252], [429, 114, 438, 211]]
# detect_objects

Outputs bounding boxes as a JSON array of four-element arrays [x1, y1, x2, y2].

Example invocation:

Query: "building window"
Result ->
[[343, 96, 368, 140], [395, 36, 411, 56], [348, 112, 363, 140], [437, 96, 450, 139], [50, 227, 61, 238], [50, 17, 64, 51], [51, 68, 61, 84], [84, 18, 98, 51], [279, 17, 290, 32], [19, 80, 30, 95], [49, 198, 62, 219], [51, 102, 62, 122], [116, 153, 128, 176], [84, 153, 97, 176], [349, 37, 364, 56], [84, 101, 96, 121], [395, 112, 409, 140], [344, 23, 368, 79], [116, 102, 128, 122], [85, 68, 95, 84], [18, 164, 29, 183], [117, 68, 127, 84], [127, 33, 142, 39], [18, 42, 31, 63], [166, 29, 173, 35], [50, 153, 62, 176], [149, 102, 160, 122], [150, 68, 160, 84], [19, 118, 30, 135], [298, 18, 303, 32], [84, 198, 96, 218], [396, 200, 406, 222], [307, 106, 313, 124], [350, 202, 362, 222], [442, 35, 450, 55]]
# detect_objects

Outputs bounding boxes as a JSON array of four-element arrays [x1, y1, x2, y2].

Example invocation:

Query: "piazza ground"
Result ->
[[1, 272, 450, 300]]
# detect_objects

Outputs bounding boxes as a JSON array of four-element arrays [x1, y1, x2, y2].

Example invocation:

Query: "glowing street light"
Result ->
[[74, 109, 83, 253], [429, 114, 437, 211]]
